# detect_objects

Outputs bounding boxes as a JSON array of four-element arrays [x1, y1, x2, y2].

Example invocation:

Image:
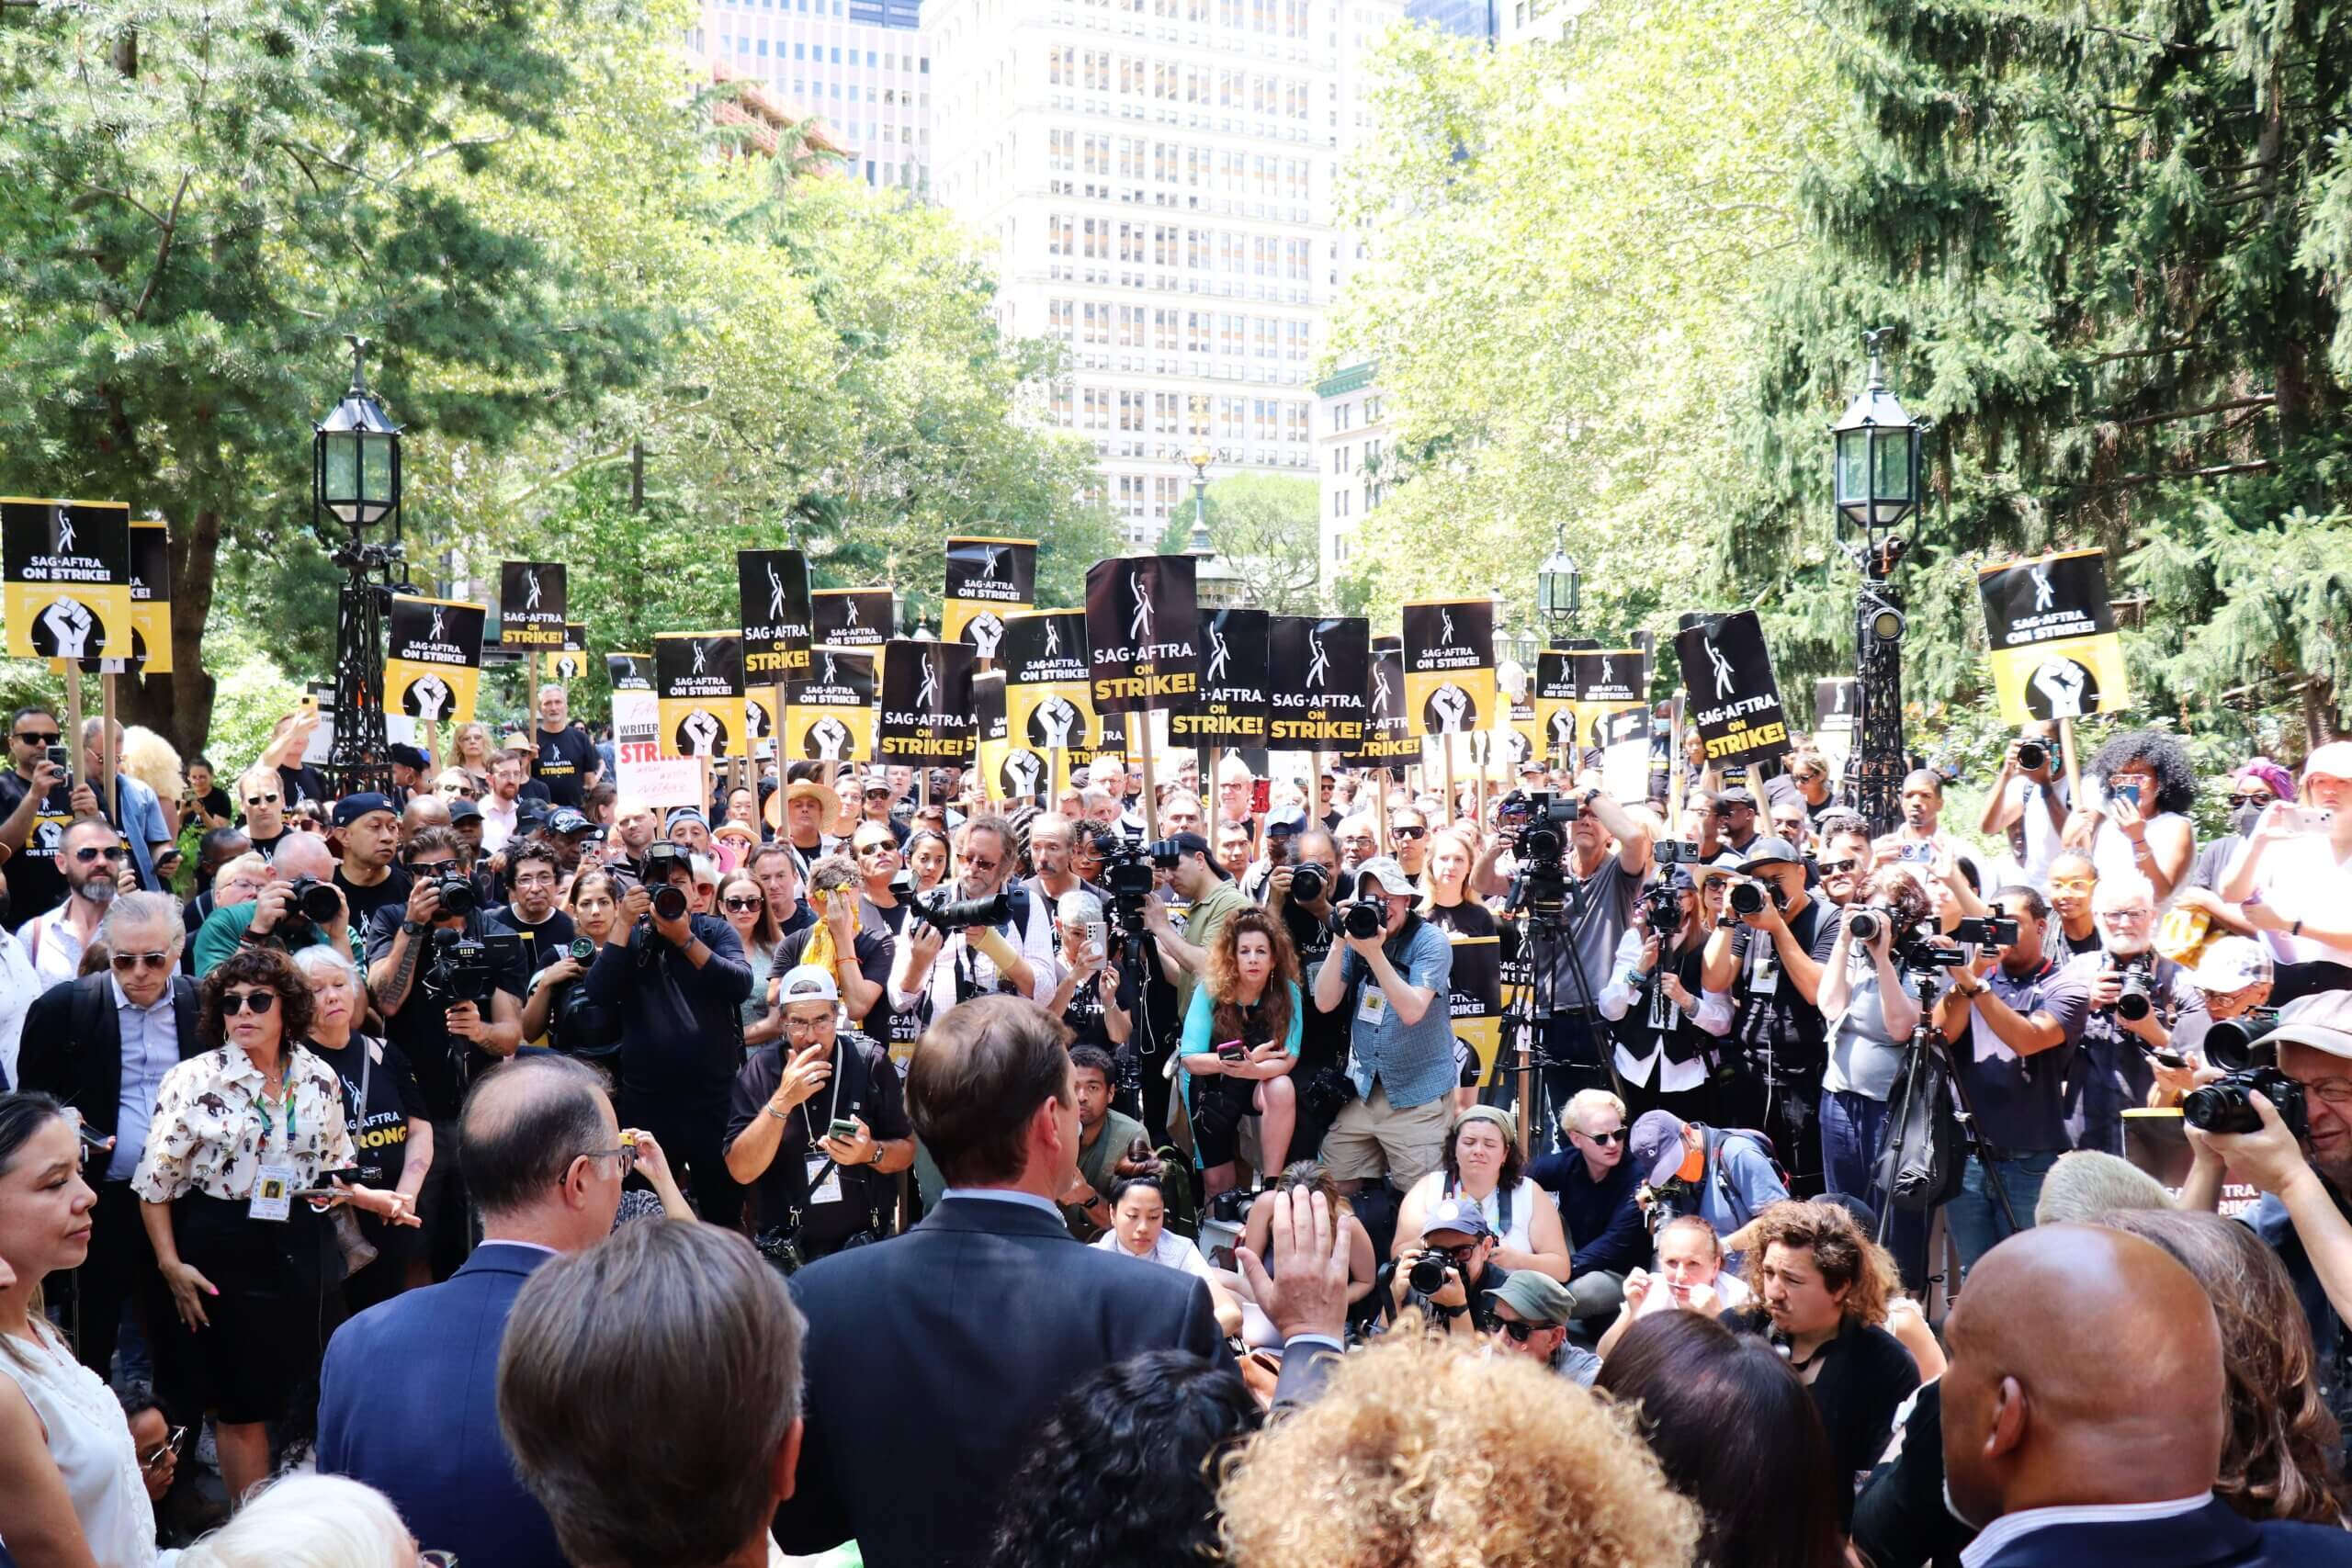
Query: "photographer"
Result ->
[[1812, 815, 1874, 909], [723, 965, 912, 1264], [768, 856, 890, 1030], [1385, 1197, 1509, 1337], [1597, 866, 1730, 1121], [1312, 856, 1455, 1190], [364, 826, 528, 1277], [1702, 837, 1835, 1188], [2064, 869, 2195, 1156], [2178, 994, 2352, 1460], [1976, 723, 2072, 887], [582, 837, 755, 1227], [2219, 744, 2352, 965], [1929, 886, 2089, 1270], [1138, 830, 1251, 1017], [518, 864, 629, 1068], [191, 829, 356, 976], [1816, 867, 1938, 1284], [887, 813, 1057, 1023]]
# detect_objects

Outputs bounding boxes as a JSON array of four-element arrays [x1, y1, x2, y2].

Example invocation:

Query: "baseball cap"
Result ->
[[1486, 1271, 1574, 1327], [1158, 830, 1225, 876], [2303, 742, 2352, 784], [1715, 786, 1758, 809], [548, 807, 594, 836], [1419, 1198, 1493, 1242], [1736, 836, 1804, 871], [1355, 854, 1415, 897], [447, 798, 482, 823], [387, 743, 429, 771], [2185, 936, 2272, 996], [776, 964, 840, 1004], [1264, 805, 1309, 838], [2264, 993, 2352, 1061], [329, 793, 395, 829], [664, 806, 708, 833], [1629, 1110, 1691, 1188]]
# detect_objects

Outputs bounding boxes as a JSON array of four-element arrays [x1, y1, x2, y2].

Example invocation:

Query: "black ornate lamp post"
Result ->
[[1830, 327, 1926, 834], [314, 334, 404, 795], [1536, 530, 1580, 643]]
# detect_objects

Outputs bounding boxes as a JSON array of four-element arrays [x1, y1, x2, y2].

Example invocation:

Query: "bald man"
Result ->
[[190, 829, 355, 975], [1941, 1224, 2352, 1567], [401, 792, 453, 842]]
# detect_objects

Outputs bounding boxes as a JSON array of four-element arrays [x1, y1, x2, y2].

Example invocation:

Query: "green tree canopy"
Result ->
[[1153, 473, 1321, 613]]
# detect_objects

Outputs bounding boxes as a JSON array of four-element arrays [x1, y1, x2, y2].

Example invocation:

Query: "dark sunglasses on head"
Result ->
[[219, 990, 277, 1016], [73, 845, 123, 863], [111, 951, 172, 972], [16, 730, 61, 746]]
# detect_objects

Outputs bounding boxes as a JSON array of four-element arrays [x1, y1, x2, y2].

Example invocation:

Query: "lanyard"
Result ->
[[254, 1076, 297, 1151]]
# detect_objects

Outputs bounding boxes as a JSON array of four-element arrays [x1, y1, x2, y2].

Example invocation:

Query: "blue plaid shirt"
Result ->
[[1334, 917, 1455, 1110]]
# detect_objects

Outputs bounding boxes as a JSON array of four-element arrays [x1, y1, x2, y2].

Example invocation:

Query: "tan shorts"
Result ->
[[1319, 1085, 1451, 1189]]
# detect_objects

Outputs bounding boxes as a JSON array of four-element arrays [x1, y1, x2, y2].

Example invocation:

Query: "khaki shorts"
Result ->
[[1319, 1085, 1451, 1189]]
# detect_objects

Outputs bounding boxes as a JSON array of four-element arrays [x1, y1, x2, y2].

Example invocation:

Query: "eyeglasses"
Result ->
[[1390, 825, 1427, 840], [1579, 1127, 1626, 1145], [219, 990, 278, 1016], [722, 897, 763, 912], [15, 730, 61, 746], [72, 845, 122, 863], [139, 1426, 187, 1472], [2224, 792, 2274, 809], [964, 855, 1001, 874], [111, 951, 173, 972], [1428, 1241, 1481, 1267], [2305, 1079, 2352, 1106], [576, 1144, 638, 1177], [1496, 1319, 1546, 1343], [2098, 907, 2155, 922], [419, 1552, 459, 1567], [854, 841, 894, 856], [244, 793, 280, 807], [2050, 876, 2096, 893], [782, 1012, 837, 1035]]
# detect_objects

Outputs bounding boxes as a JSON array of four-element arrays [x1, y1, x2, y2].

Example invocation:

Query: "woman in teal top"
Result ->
[[1180, 907, 1303, 1201]]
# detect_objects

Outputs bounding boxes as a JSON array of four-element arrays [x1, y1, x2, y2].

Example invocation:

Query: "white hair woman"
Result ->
[[176, 1472, 434, 1567]]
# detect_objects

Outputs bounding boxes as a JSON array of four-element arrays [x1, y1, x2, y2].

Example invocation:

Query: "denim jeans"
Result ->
[[1944, 1150, 2060, 1278], [1820, 1088, 1929, 1292]]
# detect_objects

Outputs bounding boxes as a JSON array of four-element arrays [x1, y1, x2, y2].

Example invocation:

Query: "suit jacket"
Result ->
[[777, 1193, 1228, 1568], [316, 1242, 566, 1568], [1972, 1495, 2352, 1568], [17, 974, 202, 1145]]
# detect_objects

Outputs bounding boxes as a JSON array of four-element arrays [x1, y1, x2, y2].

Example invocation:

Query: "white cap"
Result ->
[[1355, 855, 1415, 897], [777, 964, 840, 1003]]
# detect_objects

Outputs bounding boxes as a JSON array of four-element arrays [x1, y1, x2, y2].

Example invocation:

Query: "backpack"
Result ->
[[1875, 1056, 1965, 1213]]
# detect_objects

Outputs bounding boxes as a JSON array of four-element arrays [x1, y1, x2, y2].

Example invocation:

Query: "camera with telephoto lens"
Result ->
[[1846, 908, 1888, 945], [2182, 1065, 2307, 1138], [2203, 1009, 2280, 1074], [1719, 878, 1792, 929], [283, 874, 343, 926], [906, 885, 1013, 932], [1405, 1251, 1452, 1296], [2016, 739, 2049, 773], [1652, 840, 1704, 865], [2114, 954, 2158, 1021], [1639, 883, 1684, 937], [566, 938, 596, 964], [426, 873, 481, 919], [1289, 861, 1330, 906], [1329, 897, 1386, 942]]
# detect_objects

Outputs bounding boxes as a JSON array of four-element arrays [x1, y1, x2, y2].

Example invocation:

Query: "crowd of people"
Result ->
[[3, 685, 2352, 1566]]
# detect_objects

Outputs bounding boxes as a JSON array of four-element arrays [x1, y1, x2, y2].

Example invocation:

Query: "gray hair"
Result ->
[[175, 1473, 414, 1568], [98, 891, 183, 952], [2033, 1150, 2175, 1227], [499, 1222, 806, 1568], [290, 945, 363, 1004]]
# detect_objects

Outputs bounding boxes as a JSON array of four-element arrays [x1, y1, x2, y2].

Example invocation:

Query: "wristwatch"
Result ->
[[401, 919, 424, 937]]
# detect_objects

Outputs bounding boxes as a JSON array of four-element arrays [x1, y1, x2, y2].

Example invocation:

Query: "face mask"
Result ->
[[2234, 805, 2264, 838]]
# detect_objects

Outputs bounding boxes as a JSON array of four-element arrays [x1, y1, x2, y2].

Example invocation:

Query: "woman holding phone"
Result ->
[[2068, 730, 2197, 902], [1178, 908, 1302, 1201]]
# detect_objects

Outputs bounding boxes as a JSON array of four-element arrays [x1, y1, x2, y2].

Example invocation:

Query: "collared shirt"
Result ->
[[22, 902, 94, 988], [107, 976, 181, 1182], [130, 1043, 356, 1203], [1957, 1493, 2212, 1568], [479, 795, 520, 854], [940, 1186, 1064, 1221], [1950, 957, 2088, 1155], [1334, 916, 1456, 1109]]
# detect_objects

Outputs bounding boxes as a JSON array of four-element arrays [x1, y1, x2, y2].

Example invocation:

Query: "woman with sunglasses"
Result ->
[[132, 947, 416, 1506], [717, 871, 785, 1045], [0, 1090, 161, 1566]]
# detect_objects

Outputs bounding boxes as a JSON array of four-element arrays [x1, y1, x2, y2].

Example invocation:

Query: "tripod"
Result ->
[[1507, 866, 1625, 1159], [1873, 967, 2017, 1252]]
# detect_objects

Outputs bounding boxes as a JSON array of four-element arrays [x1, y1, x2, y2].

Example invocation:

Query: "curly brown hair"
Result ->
[[1217, 1330, 1701, 1568], [2100, 1209, 2345, 1524], [198, 944, 315, 1049], [1741, 1200, 1893, 1327], [1207, 908, 1298, 1054]]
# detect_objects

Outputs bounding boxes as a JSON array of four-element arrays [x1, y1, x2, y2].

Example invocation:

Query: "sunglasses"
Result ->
[[722, 897, 763, 911], [72, 845, 123, 863], [1580, 1127, 1627, 1145], [219, 990, 277, 1015], [139, 1425, 187, 1472], [111, 951, 173, 972], [16, 731, 61, 746], [1390, 825, 1427, 840], [244, 793, 280, 807], [2224, 792, 2274, 809], [1816, 858, 1858, 874], [1497, 1319, 1546, 1343]]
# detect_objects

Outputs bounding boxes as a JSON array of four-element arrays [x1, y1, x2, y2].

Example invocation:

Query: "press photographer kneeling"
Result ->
[[724, 965, 913, 1269], [1386, 1197, 1509, 1337]]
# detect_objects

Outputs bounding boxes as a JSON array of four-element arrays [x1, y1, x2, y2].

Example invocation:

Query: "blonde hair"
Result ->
[[212, 852, 267, 894], [1217, 1331, 1701, 1568], [175, 1474, 415, 1568], [1564, 1088, 1628, 1138], [116, 726, 185, 808]]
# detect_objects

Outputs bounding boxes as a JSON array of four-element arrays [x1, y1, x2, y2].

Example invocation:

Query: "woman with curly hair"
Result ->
[[1179, 908, 1301, 1199], [1217, 1329, 1702, 1568], [2069, 728, 2198, 901], [2099, 1208, 2344, 1524], [1596, 1310, 1848, 1568], [989, 1348, 1261, 1568], [134, 946, 415, 1503], [1719, 1199, 1919, 1526]]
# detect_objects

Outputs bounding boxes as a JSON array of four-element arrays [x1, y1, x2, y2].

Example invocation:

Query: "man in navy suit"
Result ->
[[317, 1055, 632, 1567], [1942, 1224, 2352, 1568], [777, 994, 1231, 1568]]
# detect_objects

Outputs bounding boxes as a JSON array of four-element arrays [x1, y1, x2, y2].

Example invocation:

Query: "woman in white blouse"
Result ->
[[1091, 1176, 1243, 1337], [0, 1090, 157, 1567], [134, 946, 413, 1506]]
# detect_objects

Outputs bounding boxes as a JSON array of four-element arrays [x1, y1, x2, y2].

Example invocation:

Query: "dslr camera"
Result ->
[[2204, 1009, 2279, 1074], [282, 874, 344, 928], [2113, 954, 2159, 1021], [424, 871, 480, 919], [1718, 877, 1789, 928], [1329, 897, 1386, 942], [1403, 1250, 1453, 1297], [2182, 1065, 2307, 1139], [2016, 739, 2049, 773], [1288, 860, 1331, 906], [901, 882, 1013, 933], [1639, 883, 1684, 937], [639, 845, 691, 923]]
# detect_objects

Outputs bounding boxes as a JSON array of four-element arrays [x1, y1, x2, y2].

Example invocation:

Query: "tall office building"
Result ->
[[926, 0, 1399, 545], [695, 0, 933, 191], [1405, 0, 1494, 42]]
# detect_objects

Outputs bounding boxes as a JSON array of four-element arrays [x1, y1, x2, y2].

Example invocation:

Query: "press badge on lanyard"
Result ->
[[805, 1154, 843, 1206], [250, 1090, 296, 1224]]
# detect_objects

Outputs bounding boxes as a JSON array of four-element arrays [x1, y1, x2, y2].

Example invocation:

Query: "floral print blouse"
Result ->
[[131, 1043, 356, 1204]]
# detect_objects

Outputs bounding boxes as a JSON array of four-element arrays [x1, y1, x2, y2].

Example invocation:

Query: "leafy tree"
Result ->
[[1153, 473, 1322, 613]]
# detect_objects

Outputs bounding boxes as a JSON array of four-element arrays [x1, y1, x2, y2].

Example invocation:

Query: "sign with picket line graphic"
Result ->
[[786, 647, 877, 762], [4, 499, 131, 660], [1978, 548, 2131, 723], [943, 536, 1035, 655], [655, 632, 745, 759], [384, 596, 486, 726], [1400, 598, 1495, 739]]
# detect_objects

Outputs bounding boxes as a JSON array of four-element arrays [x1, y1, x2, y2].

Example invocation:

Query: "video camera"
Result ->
[[424, 928, 519, 1005], [1088, 830, 1159, 937], [1639, 883, 1684, 937], [1501, 788, 1577, 866]]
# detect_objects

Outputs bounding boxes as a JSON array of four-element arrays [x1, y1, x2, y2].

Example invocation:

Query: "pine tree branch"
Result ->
[[2108, 458, 2273, 488], [2086, 342, 2199, 365], [2110, 393, 2272, 430], [131, 171, 192, 323]]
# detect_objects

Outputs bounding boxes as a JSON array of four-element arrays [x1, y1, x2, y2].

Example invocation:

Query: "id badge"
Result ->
[[1748, 939, 1781, 997], [805, 1154, 843, 1206], [249, 1163, 296, 1224], [1355, 987, 1387, 1027]]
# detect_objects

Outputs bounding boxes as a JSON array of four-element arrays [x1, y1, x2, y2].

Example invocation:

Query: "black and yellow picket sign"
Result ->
[[786, 646, 877, 762], [814, 588, 893, 649], [1267, 615, 1370, 749], [1573, 649, 1645, 758], [1448, 934, 1503, 1088], [655, 632, 746, 759], [1673, 611, 1791, 767], [1172, 607, 1270, 748], [1978, 548, 2132, 723], [1001, 609, 1098, 794], [1531, 650, 1578, 760], [943, 536, 1035, 654], [978, 671, 1035, 800], [1348, 635, 1419, 775], [500, 562, 567, 649], [4, 499, 131, 660], [606, 651, 654, 693], [1084, 556, 1200, 713], [119, 520, 174, 673], [739, 548, 814, 683], [1400, 598, 1495, 738], [384, 596, 486, 726], [877, 639, 977, 764], [547, 623, 589, 685]]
